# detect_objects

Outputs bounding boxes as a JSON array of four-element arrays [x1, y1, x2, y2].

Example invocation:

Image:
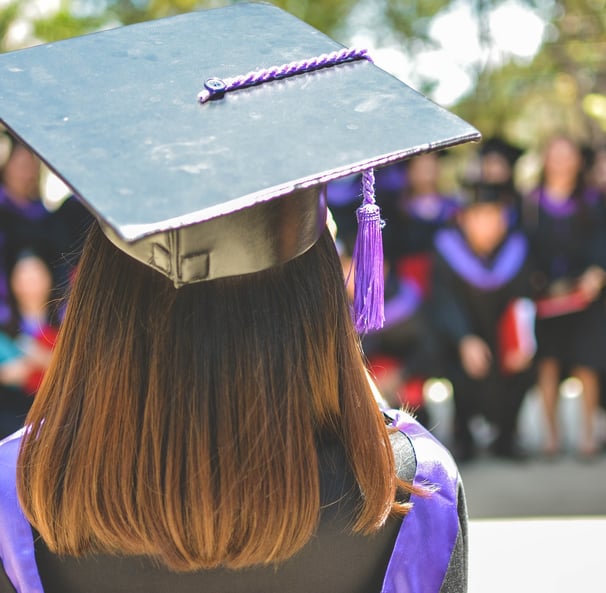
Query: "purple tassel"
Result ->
[[352, 169, 385, 333]]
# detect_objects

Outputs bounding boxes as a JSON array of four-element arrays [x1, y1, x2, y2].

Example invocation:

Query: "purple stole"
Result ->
[[381, 411, 460, 593], [0, 428, 44, 593], [403, 194, 460, 224], [529, 186, 600, 219], [0, 414, 460, 593], [435, 228, 528, 291]]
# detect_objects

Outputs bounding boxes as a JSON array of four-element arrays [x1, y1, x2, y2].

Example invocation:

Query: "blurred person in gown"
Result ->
[[524, 135, 606, 458], [430, 182, 536, 461], [0, 250, 58, 438], [0, 138, 60, 437], [0, 134, 93, 315], [0, 136, 52, 328], [475, 137, 524, 225]]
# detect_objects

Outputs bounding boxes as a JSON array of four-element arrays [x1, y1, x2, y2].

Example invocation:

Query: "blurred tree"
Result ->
[[0, 0, 457, 49], [0, 1, 21, 52], [455, 0, 606, 148], [0, 0, 361, 48]]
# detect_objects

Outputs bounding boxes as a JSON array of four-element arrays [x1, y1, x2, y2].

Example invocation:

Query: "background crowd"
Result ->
[[3, 128, 606, 467], [0, 132, 92, 438], [331, 134, 606, 463]]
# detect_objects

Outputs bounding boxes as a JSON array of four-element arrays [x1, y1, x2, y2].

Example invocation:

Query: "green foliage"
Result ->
[[269, 0, 358, 35], [32, 9, 107, 42], [107, 0, 217, 24], [449, 0, 606, 149], [385, 0, 449, 43], [0, 1, 360, 47], [0, 1, 20, 52]]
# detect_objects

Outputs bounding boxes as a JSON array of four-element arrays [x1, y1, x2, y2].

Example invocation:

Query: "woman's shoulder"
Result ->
[[388, 420, 417, 484], [386, 410, 459, 486], [386, 409, 440, 446]]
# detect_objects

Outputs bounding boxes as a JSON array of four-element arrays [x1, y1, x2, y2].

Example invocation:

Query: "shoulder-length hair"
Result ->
[[17, 222, 411, 571]]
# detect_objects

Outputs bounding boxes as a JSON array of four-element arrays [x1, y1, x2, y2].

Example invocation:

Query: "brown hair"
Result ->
[[17, 223, 411, 571]]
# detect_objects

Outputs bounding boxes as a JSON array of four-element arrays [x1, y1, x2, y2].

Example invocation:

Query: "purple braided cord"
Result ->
[[198, 47, 372, 103], [361, 168, 376, 208]]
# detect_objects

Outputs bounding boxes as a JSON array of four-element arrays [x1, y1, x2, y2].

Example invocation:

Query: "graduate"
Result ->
[[0, 138, 53, 329], [431, 181, 536, 461], [525, 135, 606, 458], [383, 151, 461, 267], [475, 136, 524, 225], [0, 4, 480, 592]]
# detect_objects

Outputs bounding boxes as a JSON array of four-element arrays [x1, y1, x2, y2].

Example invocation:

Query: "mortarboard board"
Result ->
[[0, 2, 479, 326]]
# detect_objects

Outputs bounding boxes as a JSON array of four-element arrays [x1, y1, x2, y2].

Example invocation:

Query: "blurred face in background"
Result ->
[[2, 144, 41, 202], [11, 255, 52, 318], [458, 202, 508, 256], [407, 153, 440, 196], [481, 152, 512, 184], [542, 137, 582, 192]]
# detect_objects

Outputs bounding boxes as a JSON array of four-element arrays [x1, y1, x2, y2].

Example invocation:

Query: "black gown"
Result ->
[[524, 186, 606, 371], [430, 227, 536, 458]]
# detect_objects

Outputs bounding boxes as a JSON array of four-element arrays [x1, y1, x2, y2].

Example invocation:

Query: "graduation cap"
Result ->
[[479, 137, 523, 167], [461, 181, 517, 208], [0, 2, 479, 331]]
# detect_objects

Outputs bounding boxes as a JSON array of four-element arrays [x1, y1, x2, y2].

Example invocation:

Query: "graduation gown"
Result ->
[[524, 186, 606, 370], [383, 192, 460, 269], [431, 227, 535, 452]]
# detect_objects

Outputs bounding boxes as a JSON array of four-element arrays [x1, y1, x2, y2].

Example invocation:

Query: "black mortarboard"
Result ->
[[479, 137, 523, 167], [461, 181, 517, 207], [0, 3, 479, 307]]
